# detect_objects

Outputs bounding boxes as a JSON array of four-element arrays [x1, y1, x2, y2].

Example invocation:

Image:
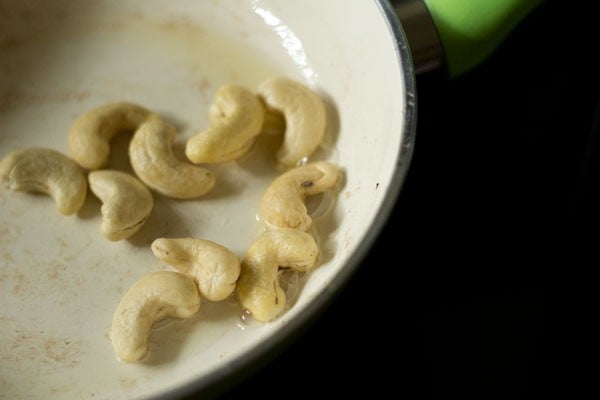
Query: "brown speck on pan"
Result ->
[[2, 330, 82, 369], [55, 237, 68, 249], [44, 337, 82, 366], [47, 266, 60, 280], [197, 78, 213, 102], [75, 92, 90, 103], [119, 377, 138, 390], [375, 182, 379, 189], [11, 270, 29, 295]]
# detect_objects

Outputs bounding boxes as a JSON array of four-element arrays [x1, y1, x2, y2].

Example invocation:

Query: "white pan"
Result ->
[[0, 1, 540, 398]]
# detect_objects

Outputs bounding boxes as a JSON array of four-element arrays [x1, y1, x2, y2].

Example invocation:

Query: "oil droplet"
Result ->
[[238, 309, 252, 329], [297, 156, 309, 166], [278, 269, 307, 307], [305, 191, 335, 220]]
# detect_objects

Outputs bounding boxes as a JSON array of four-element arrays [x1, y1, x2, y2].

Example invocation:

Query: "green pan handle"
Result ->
[[394, 0, 544, 77], [425, 0, 544, 76]]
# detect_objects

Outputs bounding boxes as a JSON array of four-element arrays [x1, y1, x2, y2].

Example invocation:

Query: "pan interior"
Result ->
[[0, 0, 409, 398]]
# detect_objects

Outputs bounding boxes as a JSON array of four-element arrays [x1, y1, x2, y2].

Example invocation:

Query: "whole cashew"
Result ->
[[129, 117, 216, 199], [0, 148, 87, 215], [236, 228, 319, 322], [151, 238, 241, 301], [110, 270, 201, 363], [185, 84, 265, 164], [68, 102, 156, 170], [259, 161, 339, 231], [88, 170, 154, 241], [258, 77, 327, 166]]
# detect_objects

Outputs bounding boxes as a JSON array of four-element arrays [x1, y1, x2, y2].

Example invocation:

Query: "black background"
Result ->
[[210, 1, 596, 398]]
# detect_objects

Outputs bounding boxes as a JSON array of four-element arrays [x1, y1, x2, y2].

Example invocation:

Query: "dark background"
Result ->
[[214, 1, 595, 398]]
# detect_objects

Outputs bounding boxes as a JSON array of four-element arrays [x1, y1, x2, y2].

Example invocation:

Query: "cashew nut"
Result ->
[[236, 228, 319, 322], [129, 117, 216, 199], [68, 102, 156, 170], [258, 77, 327, 166], [110, 271, 201, 363], [0, 148, 87, 215], [151, 238, 241, 301], [185, 84, 265, 164], [88, 170, 154, 241], [259, 161, 339, 231]]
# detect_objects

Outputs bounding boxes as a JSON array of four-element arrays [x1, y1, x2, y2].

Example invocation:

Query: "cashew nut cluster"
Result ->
[[185, 84, 265, 164], [258, 77, 327, 166], [129, 117, 216, 199], [0, 148, 87, 215], [3, 73, 341, 364], [236, 228, 320, 322], [259, 161, 339, 231], [88, 170, 154, 241], [151, 238, 241, 302], [110, 271, 201, 363], [68, 102, 157, 170]]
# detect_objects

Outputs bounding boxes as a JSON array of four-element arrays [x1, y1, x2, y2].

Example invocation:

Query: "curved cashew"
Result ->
[[110, 271, 201, 363], [258, 77, 327, 166], [185, 84, 265, 164], [0, 148, 87, 215], [259, 161, 339, 231], [151, 238, 241, 301], [129, 117, 216, 199], [236, 228, 319, 322], [88, 170, 154, 241], [68, 102, 156, 170]]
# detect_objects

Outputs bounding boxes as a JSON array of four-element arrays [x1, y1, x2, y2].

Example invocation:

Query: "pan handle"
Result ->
[[392, 0, 544, 77]]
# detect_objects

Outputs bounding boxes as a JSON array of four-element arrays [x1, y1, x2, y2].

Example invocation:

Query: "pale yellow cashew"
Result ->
[[68, 102, 156, 170], [129, 117, 216, 199], [151, 238, 241, 302], [258, 77, 327, 166], [0, 148, 87, 215], [185, 84, 265, 164], [88, 170, 154, 241], [110, 271, 201, 363], [259, 161, 339, 231], [236, 228, 319, 322]]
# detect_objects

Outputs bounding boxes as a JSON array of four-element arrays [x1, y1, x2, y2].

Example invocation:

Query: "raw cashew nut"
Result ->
[[185, 84, 265, 164], [88, 170, 154, 241], [68, 102, 156, 170], [110, 271, 201, 363], [0, 148, 87, 215], [129, 117, 216, 199], [236, 228, 319, 322], [258, 77, 327, 166], [259, 161, 339, 231], [151, 238, 241, 301]]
